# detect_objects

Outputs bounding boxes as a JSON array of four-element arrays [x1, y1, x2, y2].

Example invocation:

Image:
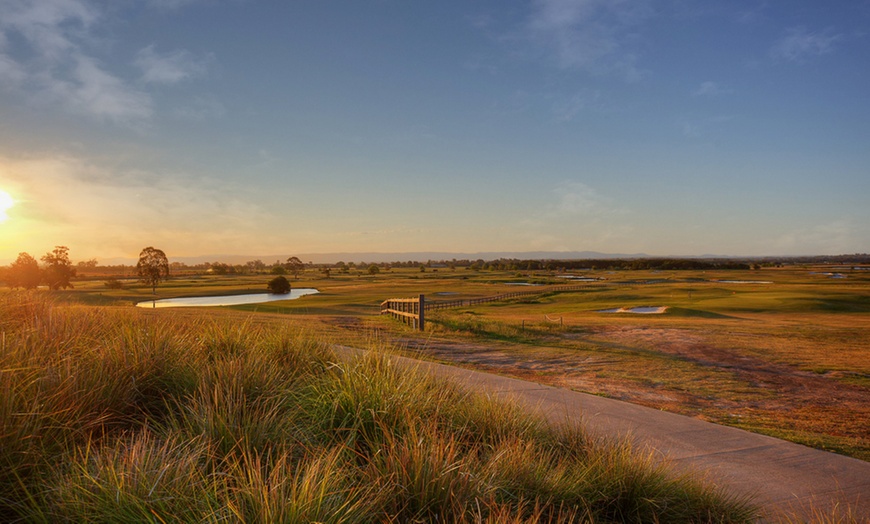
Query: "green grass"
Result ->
[[28, 266, 870, 463], [0, 292, 758, 523]]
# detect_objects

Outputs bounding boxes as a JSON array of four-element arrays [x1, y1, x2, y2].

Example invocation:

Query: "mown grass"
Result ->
[[0, 292, 759, 523]]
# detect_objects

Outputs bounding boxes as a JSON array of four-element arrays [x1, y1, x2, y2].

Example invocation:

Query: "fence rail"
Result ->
[[380, 284, 602, 331], [380, 294, 426, 331], [423, 284, 600, 311], [380, 280, 695, 330]]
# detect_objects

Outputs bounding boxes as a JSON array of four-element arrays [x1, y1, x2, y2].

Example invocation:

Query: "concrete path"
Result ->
[[344, 348, 870, 522]]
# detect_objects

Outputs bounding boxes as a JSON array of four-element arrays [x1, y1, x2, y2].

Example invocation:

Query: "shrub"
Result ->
[[267, 275, 291, 294]]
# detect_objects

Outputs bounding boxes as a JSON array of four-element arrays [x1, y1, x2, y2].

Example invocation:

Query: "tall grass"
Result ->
[[0, 291, 758, 522]]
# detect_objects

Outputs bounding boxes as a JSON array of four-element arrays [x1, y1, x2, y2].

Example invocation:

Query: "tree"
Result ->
[[137, 246, 170, 294], [246, 259, 266, 273], [367, 264, 380, 276], [7, 252, 41, 289], [267, 275, 291, 294], [42, 246, 76, 290], [285, 256, 304, 279]]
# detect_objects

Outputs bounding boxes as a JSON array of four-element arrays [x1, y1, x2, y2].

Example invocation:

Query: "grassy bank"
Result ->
[[0, 292, 757, 523]]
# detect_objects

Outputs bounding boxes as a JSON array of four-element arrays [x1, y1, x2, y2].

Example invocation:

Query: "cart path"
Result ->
[[333, 346, 870, 522]]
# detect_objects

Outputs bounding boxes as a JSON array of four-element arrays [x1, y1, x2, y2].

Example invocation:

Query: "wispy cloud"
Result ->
[[679, 114, 735, 138], [173, 94, 226, 120], [692, 81, 732, 97], [147, 0, 203, 11], [515, 181, 632, 251], [53, 54, 153, 122], [526, 0, 651, 80], [550, 89, 602, 121], [136, 45, 211, 84], [0, 153, 269, 258], [773, 220, 858, 255], [770, 27, 842, 62], [549, 180, 617, 217], [0, 0, 152, 124]]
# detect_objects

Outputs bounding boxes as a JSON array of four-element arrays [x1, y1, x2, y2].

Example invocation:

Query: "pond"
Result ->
[[136, 289, 319, 308], [597, 306, 668, 314], [714, 280, 774, 284]]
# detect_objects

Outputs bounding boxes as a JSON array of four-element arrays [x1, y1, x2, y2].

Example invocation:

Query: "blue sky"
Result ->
[[0, 0, 868, 263]]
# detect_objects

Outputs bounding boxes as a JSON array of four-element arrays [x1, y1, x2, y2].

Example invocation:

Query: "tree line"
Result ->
[[1, 248, 315, 294], [1, 246, 172, 293], [2, 247, 78, 290]]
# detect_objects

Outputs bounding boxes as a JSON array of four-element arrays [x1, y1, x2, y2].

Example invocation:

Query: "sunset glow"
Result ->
[[0, 190, 13, 223], [0, 1, 867, 263]]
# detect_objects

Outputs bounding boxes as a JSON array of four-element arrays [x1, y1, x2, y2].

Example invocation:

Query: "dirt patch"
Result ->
[[388, 326, 869, 457], [321, 313, 869, 458]]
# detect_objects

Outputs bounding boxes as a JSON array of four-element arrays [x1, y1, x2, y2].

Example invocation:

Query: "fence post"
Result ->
[[418, 294, 425, 331]]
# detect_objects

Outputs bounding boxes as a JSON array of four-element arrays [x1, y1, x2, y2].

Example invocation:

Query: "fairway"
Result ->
[[57, 264, 870, 461]]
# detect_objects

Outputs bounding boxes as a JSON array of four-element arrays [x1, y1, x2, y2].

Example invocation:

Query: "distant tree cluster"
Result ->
[[387, 257, 753, 272], [1, 246, 77, 290], [551, 258, 751, 271]]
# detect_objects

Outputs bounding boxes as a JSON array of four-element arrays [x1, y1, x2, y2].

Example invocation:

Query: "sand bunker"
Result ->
[[597, 306, 668, 314]]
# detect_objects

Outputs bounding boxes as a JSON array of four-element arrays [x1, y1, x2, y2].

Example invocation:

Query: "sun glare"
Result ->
[[0, 190, 14, 223]]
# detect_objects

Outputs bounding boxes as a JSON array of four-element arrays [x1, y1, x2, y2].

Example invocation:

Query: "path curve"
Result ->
[[335, 346, 870, 522]]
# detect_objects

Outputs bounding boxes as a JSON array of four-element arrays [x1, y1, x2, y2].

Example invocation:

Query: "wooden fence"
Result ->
[[380, 294, 426, 331], [380, 284, 601, 331]]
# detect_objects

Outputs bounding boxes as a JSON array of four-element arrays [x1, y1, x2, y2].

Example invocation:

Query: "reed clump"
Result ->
[[0, 292, 757, 523]]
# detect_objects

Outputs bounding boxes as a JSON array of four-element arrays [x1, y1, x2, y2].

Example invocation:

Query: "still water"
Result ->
[[136, 289, 319, 308]]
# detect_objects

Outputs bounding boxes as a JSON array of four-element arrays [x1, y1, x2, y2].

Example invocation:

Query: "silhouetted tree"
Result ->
[[7, 252, 41, 289], [246, 259, 266, 272], [285, 256, 304, 278], [137, 246, 170, 294], [42, 246, 76, 290], [77, 259, 98, 269], [267, 275, 291, 294]]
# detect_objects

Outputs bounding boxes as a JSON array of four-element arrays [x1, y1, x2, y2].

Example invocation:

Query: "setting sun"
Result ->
[[0, 189, 13, 223]]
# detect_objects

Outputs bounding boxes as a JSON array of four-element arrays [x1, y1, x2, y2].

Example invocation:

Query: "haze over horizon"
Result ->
[[1, 1, 868, 264]]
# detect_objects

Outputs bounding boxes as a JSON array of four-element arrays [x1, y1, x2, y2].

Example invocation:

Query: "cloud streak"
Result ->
[[692, 81, 732, 97], [526, 0, 651, 80], [0, 154, 270, 259], [774, 220, 858, 255], [770, 27, 842, 62], [0, 0, 152, 124], [136, 45, 211, 84], [549, 181, 617, 217], [0, 0, 211, 125]]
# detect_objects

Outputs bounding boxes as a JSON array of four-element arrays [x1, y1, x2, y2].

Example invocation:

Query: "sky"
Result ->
[[0, 0, 868, 264]]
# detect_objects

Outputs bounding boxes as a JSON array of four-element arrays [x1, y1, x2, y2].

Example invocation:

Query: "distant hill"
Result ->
[[95, 251, 870, 266], [168, 251, 653, 266]]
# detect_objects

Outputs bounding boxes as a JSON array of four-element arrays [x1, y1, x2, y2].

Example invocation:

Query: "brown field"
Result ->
[[46, 265, 870, 460]]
